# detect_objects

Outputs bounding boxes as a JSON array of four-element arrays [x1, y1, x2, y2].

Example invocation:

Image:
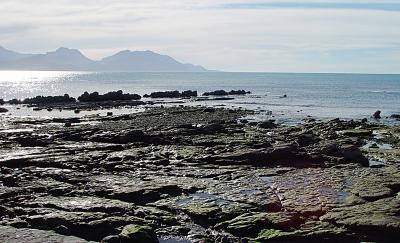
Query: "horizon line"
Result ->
[[0, 70, 399, 75]]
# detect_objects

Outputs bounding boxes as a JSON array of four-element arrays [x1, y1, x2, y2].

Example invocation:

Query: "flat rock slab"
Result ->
[[0, 107, 399, 242], [0, 226, 93, 243]]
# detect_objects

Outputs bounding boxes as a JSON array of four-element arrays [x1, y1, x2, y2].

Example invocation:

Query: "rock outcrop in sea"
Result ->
[[78, 90, 141, 102], [22, 94, 76, 104], [143, 90, 198, 98], [202, 90, 251, 96]]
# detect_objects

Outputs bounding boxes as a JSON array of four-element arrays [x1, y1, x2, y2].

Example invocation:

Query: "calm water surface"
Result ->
[[0, 71, 399, 123]]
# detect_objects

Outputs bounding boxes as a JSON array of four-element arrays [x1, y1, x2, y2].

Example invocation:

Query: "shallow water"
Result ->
[[0, 71, 399, 122]]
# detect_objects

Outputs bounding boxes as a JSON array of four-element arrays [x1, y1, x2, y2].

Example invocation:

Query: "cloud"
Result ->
[[0, 0, 399, 73], [219, 2, 400, 11], [0, 24, 32, 34]]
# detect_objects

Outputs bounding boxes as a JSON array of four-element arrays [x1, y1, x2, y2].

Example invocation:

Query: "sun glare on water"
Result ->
[[0, 71, 84, 100]]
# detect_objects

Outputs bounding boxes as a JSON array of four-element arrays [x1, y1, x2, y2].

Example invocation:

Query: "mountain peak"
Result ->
[[0, 46, 208, 72], [53, 47, 81, 54], [116, 50, 131, 55], [56, 47, 71, 52]]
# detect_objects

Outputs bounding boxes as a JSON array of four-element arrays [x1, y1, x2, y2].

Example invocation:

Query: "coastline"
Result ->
[[0, 99, 399, 242]]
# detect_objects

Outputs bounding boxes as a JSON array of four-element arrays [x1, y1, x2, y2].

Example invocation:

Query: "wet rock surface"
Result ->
[[0, 106, 399, 242]]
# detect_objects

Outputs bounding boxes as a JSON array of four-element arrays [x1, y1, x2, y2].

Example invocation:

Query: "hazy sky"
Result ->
[[1, 0, 400, 73]]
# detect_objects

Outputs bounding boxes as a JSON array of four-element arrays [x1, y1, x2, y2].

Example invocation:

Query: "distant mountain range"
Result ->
[[0, 46, 208, 72]]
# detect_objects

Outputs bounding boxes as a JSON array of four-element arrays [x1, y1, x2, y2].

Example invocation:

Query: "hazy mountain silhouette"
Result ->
[[99, 50, 206, 72], [0, 46, 33, 63], [0, 46, 207, 72]]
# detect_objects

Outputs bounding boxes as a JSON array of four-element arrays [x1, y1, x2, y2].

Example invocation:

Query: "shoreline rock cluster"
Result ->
[[0, 89, 252, 107], [0, 105, 399, 242]]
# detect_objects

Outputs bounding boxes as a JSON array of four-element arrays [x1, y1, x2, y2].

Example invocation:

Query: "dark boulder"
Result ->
[[101, 235, 121, 243], [0, 107, 8, 113], [203, 90, 251, 96], [270, 144, 300, 161], [258, 120, 276, 129], [119, 130, 146, 143], [202, 90, 228, 96], [295, 133, 319, 147], [203, 107, 216, 112], [340, 145, 369, 166], [317, 142, 341, 156], [147, 91, 180, 98], [181, 90, 198, 97], [0, 99, 4, 105], [372, 110, 381, 119], [228, 90, 251, 95], [15, 136, 52, 147], [390, 114, 400, 120], [202, 123, 225, 132]]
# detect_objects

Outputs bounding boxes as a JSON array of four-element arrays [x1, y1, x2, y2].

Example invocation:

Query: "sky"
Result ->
[[0, 0, 400, 73]]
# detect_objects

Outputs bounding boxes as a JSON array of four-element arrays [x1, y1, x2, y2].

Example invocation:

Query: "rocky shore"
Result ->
[[0, 104, 399, 242]]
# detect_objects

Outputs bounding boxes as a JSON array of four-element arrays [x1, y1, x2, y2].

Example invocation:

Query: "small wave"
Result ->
[[369, 90, 400, 94], [229, 101, 321, 108]]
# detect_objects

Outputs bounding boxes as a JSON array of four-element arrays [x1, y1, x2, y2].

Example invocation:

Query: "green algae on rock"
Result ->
[[119, 224, 159, 243]]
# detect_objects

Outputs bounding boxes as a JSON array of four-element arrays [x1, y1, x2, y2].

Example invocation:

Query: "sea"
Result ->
[[0, 71, 399, 124]]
